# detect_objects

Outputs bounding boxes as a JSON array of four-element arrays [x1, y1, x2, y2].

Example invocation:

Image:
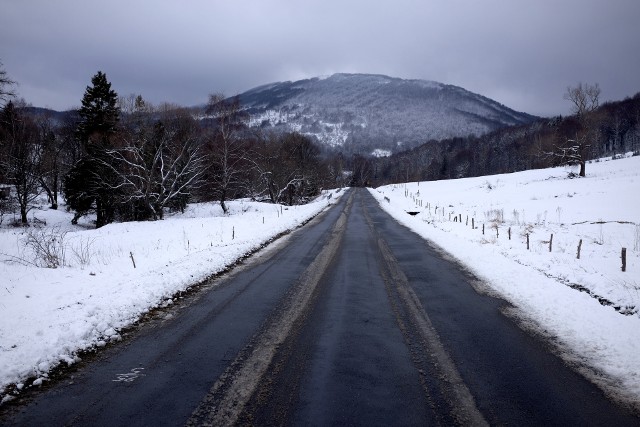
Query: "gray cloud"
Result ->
[[1, 0, 639, 116]]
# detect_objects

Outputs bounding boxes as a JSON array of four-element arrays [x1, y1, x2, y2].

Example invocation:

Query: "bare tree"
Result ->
[[0, 60, 16, 106], [254, 132, 325, 205], [327, 152, 346, 188], [247, 132, 279, 203], [564, 83, 601, 118], [350, 154, 373, 187], [36, 114, 63, 209], [106, 108, 205, 220], [204, 94, 251, 214], [0, 101, 45, 224], [608, 113, 626, 154], [551, 82, 601, 177]]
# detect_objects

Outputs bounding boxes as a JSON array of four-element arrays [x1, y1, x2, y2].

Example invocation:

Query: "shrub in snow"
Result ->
[[484, 209, 504, 224], [22, 227, 68, 268], [69, 236, 96, 268]]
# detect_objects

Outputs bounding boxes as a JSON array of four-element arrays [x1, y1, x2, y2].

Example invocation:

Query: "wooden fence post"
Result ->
[[527, 233, 530, 250], [472, 218, 475, 229], [622, 248, 627, 272], [508, 227, 511, 240], [549, 234, 553, 252], [482, 224, 485, 235], [577, 239, 582, 259]]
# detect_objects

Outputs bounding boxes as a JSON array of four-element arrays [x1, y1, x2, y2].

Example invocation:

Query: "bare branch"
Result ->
[[0, 61, 17, 105], [564, 82, 600, 118]]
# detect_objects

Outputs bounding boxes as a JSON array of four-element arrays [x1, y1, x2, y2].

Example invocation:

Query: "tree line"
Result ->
[[3, 65, 638, 227], [370, 84, 640, 186], [0, 70, 341, 227]]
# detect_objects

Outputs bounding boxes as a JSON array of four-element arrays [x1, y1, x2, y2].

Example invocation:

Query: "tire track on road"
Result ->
[[363, 198, 488, 426], [186, 191, 354, 426]]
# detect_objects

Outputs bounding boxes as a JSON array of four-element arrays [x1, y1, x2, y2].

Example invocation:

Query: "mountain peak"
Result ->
[[238, 73, 537, 155]]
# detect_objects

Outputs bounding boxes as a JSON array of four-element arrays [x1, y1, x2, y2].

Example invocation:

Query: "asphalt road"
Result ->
[[1, 188, 638, 426]]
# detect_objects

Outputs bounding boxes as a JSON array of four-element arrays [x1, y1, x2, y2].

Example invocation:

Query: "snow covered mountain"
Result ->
[[238, 73, 537, 155]]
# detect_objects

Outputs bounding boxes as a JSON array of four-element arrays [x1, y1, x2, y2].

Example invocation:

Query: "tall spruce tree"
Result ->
[[76, 71, 119, 152], [64, 71, 120, 227]]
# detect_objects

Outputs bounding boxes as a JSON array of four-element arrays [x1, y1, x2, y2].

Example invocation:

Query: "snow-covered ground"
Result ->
[[0, 190, 343, 402], [369, 154, 640, 407]]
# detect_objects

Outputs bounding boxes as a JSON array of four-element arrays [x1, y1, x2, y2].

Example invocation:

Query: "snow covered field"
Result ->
[[369, 154, 640, 407], [0, 190, 342, 402]]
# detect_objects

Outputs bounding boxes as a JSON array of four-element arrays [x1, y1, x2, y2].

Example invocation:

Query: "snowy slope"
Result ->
[[239, 73, 537, 154], [370, 154, 640, 407], [0, 190, 343, 402]]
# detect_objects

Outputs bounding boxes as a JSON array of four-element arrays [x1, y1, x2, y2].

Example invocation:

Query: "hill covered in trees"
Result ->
[[236, 73, 537, 156], [368, 91, 640, 186]]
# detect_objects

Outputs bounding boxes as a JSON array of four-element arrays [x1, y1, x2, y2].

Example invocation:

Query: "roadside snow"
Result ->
[[369, 155, 640, 405], [0, 190, 343, 399]]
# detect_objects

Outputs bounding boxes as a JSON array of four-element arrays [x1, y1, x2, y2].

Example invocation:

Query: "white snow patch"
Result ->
[[371, 149, 391, 158]]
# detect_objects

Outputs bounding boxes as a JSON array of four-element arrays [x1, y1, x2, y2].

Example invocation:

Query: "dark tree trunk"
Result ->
[[268, 179, 276, 204], [20, 205, 28, 224], [40, 177, 58, 210], [220, 189, 228, 214], [96, 199, 105, 228], [52, 171, 59, 210], [17, 188, 28, 224]]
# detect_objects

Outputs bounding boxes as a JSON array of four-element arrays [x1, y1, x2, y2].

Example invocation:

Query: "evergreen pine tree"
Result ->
[[64, 71, 120, 227], [76, 71, 119, 152]]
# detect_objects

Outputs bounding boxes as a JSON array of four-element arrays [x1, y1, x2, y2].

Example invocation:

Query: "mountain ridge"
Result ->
[[20, 73, 539, 157], [235, 73, 538, 155]]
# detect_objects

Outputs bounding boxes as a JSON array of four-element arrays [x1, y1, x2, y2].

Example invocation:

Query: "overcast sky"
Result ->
[[1, 0, 639, 117]]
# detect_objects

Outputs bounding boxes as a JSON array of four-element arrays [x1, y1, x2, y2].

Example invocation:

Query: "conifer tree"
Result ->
[[76, 71, 119, 152], [64, 71, 121, 227]]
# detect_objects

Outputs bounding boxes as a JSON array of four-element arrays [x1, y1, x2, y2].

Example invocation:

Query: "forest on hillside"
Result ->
[[366, 88, 640, 186]]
